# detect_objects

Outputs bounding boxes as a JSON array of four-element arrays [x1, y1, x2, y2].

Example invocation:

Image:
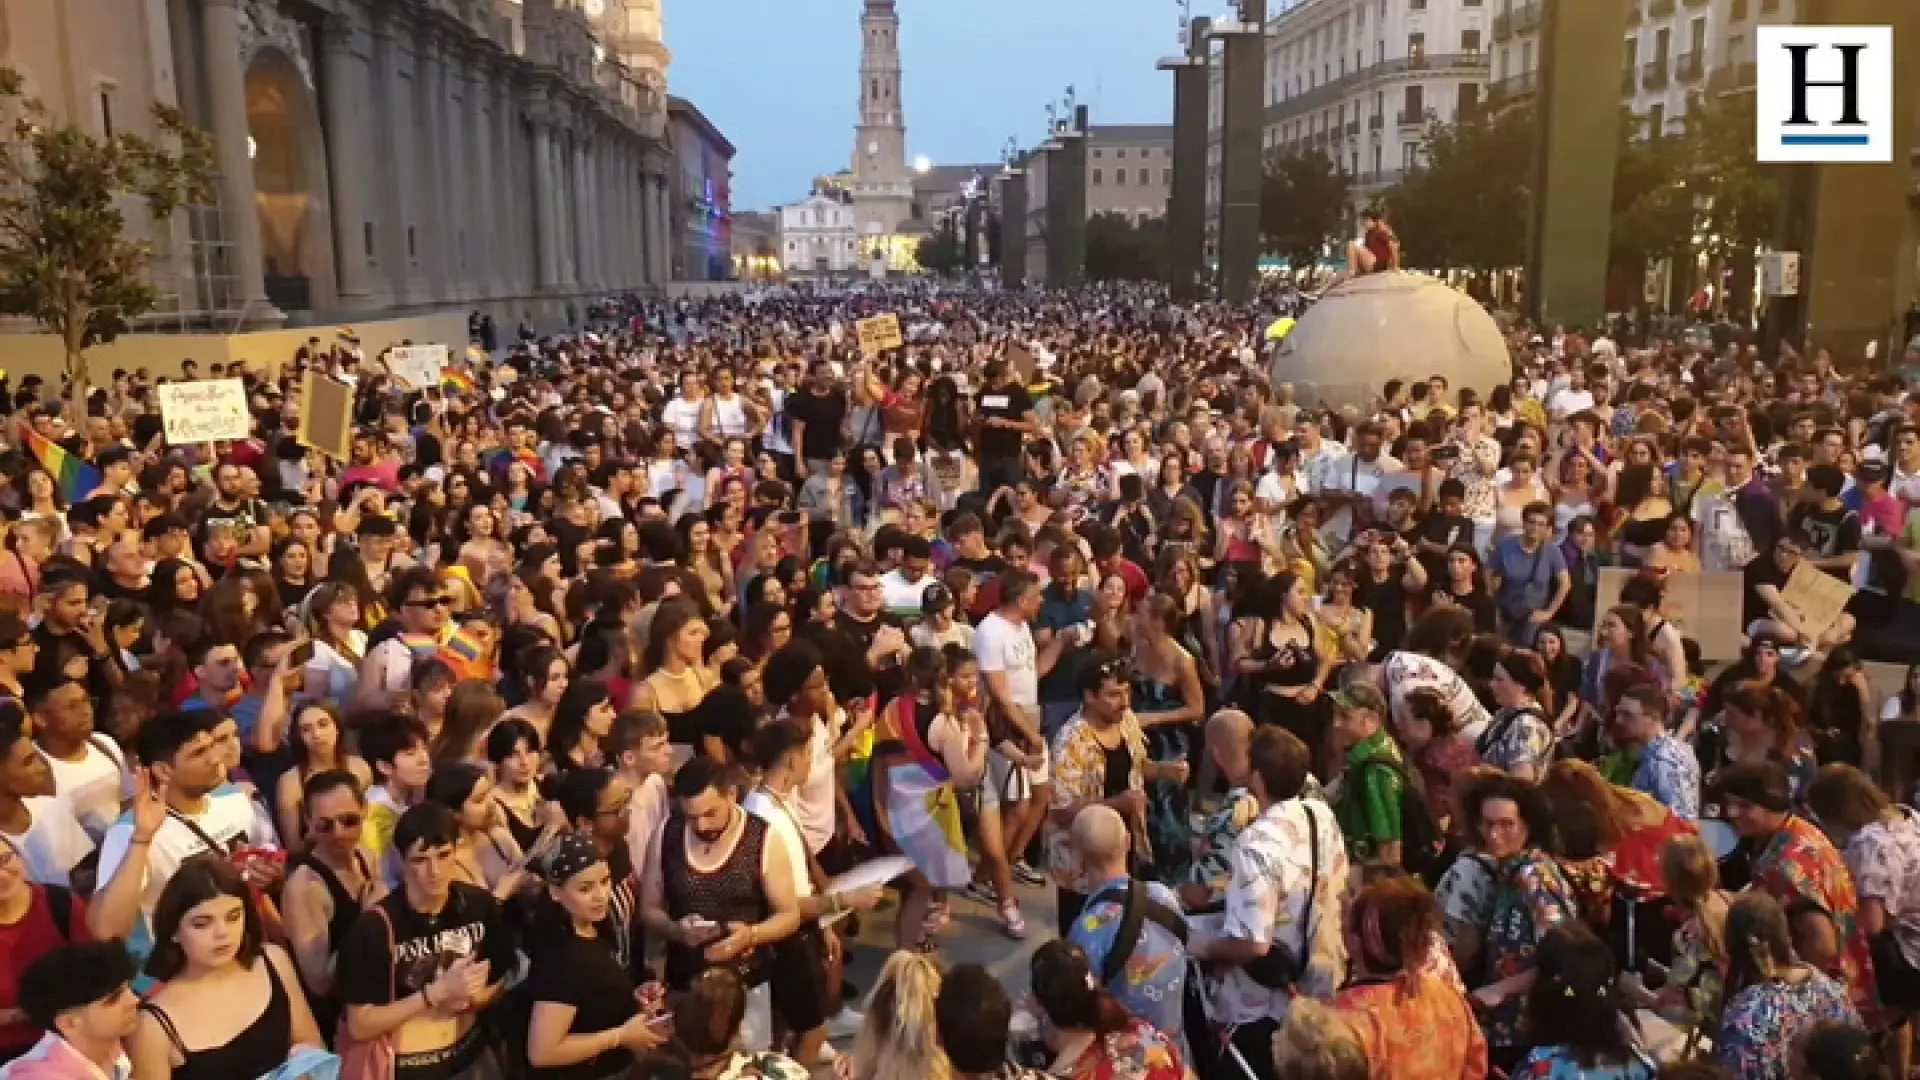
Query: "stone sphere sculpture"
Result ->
[[1268, 271, 1511, 411]]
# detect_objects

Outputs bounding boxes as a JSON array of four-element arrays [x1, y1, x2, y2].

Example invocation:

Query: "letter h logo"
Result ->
[[1757, 26, 1894, 164]]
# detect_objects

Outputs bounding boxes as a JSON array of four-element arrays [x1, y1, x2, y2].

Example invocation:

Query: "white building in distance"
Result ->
[[778, 192, 863, 281]]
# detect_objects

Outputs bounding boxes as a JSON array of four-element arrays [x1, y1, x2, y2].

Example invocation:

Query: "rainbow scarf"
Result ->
[[20, 426, 102, 503]]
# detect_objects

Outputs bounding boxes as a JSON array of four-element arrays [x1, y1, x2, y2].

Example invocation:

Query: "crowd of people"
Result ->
[[0, 285, 1914, 1080]]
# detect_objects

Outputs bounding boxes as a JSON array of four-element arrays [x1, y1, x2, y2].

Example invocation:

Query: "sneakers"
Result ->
[[923, 900, 951, 935], [825, 1006, 865, 1042], [960, 880, 999, 907], [1011, 860, 1045, 887], [1000, 900, 1028, 940]]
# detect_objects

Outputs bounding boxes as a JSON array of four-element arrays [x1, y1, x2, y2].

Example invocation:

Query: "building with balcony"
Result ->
[[1203, 0, 1492, 248], [0, 0, 682, 330]]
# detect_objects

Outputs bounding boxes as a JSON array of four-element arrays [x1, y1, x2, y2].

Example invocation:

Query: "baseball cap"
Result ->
[[920, 581, 953, 615], [1330, 683, 1387, 715]]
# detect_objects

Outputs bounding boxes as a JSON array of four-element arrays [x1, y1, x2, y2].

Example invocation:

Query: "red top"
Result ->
[[1611, 808, 1696, 896], [1363, 225, 1398, 273], [0, 886, 91, 1055]]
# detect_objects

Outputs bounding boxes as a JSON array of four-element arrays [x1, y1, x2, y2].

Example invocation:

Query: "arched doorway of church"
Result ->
[[244, 48, 336, 313]]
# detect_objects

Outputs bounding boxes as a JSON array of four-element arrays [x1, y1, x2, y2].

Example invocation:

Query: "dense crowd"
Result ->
[[0, 282, 1914, 1080]]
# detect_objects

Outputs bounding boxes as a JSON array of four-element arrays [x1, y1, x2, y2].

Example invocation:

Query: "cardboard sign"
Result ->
[[158, 379, 251, 444], [855, 314, 903, 357], [1008, 344, 1036, 386], [1778, 561, 1854, 644], [1593, 568, 1746, 662], [296, 375, 355, 460], [386, 344, 448, 390]]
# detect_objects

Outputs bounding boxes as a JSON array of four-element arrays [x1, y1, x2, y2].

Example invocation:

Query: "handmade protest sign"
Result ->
[[158, 379, 250, 444]]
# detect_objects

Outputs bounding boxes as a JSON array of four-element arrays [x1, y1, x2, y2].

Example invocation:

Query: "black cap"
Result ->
[[920, 581, 953, 614]]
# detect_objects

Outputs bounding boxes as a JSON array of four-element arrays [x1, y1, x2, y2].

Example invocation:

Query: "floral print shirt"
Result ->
[[1516, 1046, 1655, 1080], [1058, 1017, 1190, 1080], [1630, 732, 1701, 821], [1478, 707, 1555, 777], [1659, 910, 1726, 1034], [711, 1050, 811, 1080], [1435, 853, 1498, 952], [1333, 974, 1487, 1080], [1204, 797, 1350, 1026], [1717, 971, 1858, 1080], [1749, 814, 1878, 1018], [1070, 876, 1189, 1039], [1189, 788, 1261, 903], [1482, 849, 1579, 1047], [1843, 807, 1920, 969], [1047, 712, 1150, 892]]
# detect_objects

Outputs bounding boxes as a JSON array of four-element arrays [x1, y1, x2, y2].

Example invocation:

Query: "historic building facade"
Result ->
[[668, 95, 735, 282], [849, 0, 916, 273], [0, 0, 680, 328]]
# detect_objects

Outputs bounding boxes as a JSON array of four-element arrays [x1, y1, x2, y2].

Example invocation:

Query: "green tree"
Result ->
[[1085, 212, 1166, 282], [0, 67, 215, 410], [1259, 151, 1351, 273], [914, 222, 965, 277], [1384, 103, 1537, 278], [1679, 92, 1779, 321], [1608, 111, 1696, 309]]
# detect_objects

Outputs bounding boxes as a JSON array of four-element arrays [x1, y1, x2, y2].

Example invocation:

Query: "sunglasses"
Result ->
[[312, 812, 364, 834], [406, 596, 452, 608]]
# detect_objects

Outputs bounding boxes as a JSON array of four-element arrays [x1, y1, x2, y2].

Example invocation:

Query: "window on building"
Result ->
[[1092, 168, 1102, 185], [1402, 143, 1418, 169], [1139, 168, 1150, 185], [96, 87, 115, 138], [1649, 102, 1666, 136], [363, 222, 375, 258], [1411, 0, 1426, 9], [1408, 32, 1426, 59], [1462, 28, 1480, 53], [407, 227, 417, 259], [1163, 167, 1173, 184], [1457, 83, 1478, 118], [1116, 169, 1127, 186], [1373, 145, 1383, 174], [1689, 16, 1706, 52], [1731, 0, 1749, 17], [1403, 85, 1423, 119], [1654, 26, 1670, 61]]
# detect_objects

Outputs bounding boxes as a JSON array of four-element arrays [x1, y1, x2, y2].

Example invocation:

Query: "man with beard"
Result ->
[[974, 359, 1039, 499], [199, 462, 271, 559], [786, 359, 848, 482], [284, 770, 380, 1039], [801, 560, 910, 706], [639, 756, 802, 1004], [1610, 684, 1699, 821]]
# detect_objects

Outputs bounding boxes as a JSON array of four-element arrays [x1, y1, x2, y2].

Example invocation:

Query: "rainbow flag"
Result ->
[[442, 369, 475, 395], [465, 345, 489, 365], [20, 426, 101, 503]]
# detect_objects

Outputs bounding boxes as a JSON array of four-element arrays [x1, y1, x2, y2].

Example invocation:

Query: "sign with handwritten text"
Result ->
[[158, 379, 251, 444]]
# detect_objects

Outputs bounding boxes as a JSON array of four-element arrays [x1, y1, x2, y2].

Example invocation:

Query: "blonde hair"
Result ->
[[1273, 999, 1369, 1080], [849, 951, 950, 1080]]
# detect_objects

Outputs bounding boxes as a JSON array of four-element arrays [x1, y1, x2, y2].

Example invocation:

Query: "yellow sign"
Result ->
[[855, 314, 904, 357], [157, 379, 251, 444]]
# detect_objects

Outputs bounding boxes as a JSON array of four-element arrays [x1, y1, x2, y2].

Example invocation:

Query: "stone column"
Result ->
[[320, 16, 373, 309], [444, 49, 469, 298], [621, 144, 637, 287], [468, 54, 493, 301], [370, 13, 409, 305], [532, 111, 558, 291], [200, 0, 278, 316], [640, 164, 657, 286], [495, 79, 520, 298], [654, 173, 673, 285]]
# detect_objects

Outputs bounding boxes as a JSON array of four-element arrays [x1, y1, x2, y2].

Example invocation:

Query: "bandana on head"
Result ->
[[543, 830, 601, 886]]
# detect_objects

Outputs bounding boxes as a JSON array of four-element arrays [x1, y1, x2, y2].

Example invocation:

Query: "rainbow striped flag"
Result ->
[[441, 369, 475, 395], [20, 426, 102, 503]]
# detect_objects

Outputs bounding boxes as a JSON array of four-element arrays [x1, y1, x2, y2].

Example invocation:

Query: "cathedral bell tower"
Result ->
[[850, 0, 913, 264]]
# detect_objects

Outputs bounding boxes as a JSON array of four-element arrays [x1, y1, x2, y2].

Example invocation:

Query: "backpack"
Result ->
[[1083, 880, 1188, 985], [1351, 755, 1446, 885]]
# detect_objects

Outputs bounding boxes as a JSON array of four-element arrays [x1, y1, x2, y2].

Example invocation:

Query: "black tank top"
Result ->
[[661, 810, 771, 988], [143, 958, 292, 1080]]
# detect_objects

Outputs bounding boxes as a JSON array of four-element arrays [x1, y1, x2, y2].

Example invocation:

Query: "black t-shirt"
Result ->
[[804, 611, 907, 705], [1355, 573, 1411, 658], [1432, 584, 1497, 634], [198, 497, 269, 545], [1790, 503, 1860, 579], [975, 383, 1034, 462], [525, 927, 639, 1080], [337, 882, 516, 1033], [1415, 512, 1476, 582], [1743, 555, 1791, 628], [785, 388, 848, 462]]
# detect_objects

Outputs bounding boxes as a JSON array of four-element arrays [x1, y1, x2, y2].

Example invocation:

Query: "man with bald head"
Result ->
[[1065, 804, 1188, 1041], [1184, 710, 1328, 912]]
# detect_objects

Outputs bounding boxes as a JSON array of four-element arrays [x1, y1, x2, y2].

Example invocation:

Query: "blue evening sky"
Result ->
[[665, 0, 1198, 211]]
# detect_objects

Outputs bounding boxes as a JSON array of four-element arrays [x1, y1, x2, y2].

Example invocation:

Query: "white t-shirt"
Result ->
[[44, 737, 129, 841], [1548, 388, 1595, 420], [4, 795, 95, 887], [880, 569, 934, 617], [975, 612, 1039, 714], [786, 712, 841, 857], [1381, 651, 1493, 743], [661, 397, 704, 447], [94, 788, 271, 949], [744, 787, 815, 900]]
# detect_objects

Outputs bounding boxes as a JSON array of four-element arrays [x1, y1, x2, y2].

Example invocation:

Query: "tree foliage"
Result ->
[[0, 66, 215, 408], [1258, 151, 1351, 272], [914, 223, 965, 277], [1382, 103, 1536, 275], [1679, 92, 1779, 265], [1085, 212, 1165, 283]]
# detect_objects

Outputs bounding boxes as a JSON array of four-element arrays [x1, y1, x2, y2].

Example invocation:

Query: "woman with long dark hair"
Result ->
[[1028, 939, 1186, 1080], [549, 678, 617, 774], [1516, 927, 1655, 1078]]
